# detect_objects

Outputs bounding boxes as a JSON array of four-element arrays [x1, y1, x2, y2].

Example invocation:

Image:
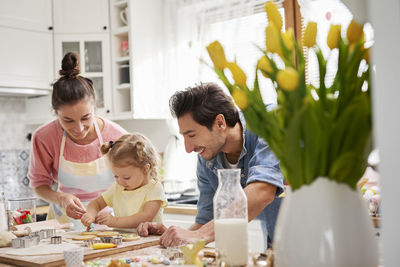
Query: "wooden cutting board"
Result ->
[[0, 234, 160, 267]]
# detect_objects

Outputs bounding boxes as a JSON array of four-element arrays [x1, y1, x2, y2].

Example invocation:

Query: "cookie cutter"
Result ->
[[112, 237, 122, 246], [40, 228, 57, 239], [99, 236, 122, 246], [84, 238, 101, 247], [11, 236, 40, 249], [100, 236, 114, 243], [50, 236, 62, 244]]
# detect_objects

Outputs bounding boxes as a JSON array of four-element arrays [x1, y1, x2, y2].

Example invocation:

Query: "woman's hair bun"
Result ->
[[59, 52, 80, 78]]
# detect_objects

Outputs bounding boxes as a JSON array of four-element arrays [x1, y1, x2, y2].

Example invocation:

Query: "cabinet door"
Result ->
[[0, 0, 52, 32], [0, 27, 53, 90], [53, 0, 109, 33], [54, 34, 112, 116]]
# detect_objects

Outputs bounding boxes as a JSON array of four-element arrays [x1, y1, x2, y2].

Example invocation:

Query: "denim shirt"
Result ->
[[195, 113, 284, 247]]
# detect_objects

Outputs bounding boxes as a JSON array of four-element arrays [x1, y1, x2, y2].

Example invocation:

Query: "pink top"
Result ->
[[28, 117, 127, 188]]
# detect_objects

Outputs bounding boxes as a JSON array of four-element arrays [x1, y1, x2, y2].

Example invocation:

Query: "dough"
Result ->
[[81, 231, 99, 235], [121, 233, 140, 242], [0, 231, 17, 247], [71, 235, 97, 241], [4, 243, 79, 256], [96, 231, 119, 237]]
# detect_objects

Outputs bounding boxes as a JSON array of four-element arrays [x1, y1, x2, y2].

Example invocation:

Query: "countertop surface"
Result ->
[[36, 204, 197, 216]]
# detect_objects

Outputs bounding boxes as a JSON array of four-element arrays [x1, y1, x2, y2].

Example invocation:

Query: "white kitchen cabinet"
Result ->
[[0, 0, 52, 32], [0, 0, 53, 94], [52, 0, 109, 34], [53, 34, 112, 116], [109, 0, 168, 119], [0, 27, 53, 93]]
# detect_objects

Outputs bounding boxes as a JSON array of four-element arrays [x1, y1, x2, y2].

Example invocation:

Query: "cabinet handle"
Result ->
[[106, 109, 110, 113], [48, 26, 53, 30], [103, 26, 107, 30]]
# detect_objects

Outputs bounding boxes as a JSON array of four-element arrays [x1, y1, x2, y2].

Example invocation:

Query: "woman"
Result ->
[[28, 52, 127, 228]]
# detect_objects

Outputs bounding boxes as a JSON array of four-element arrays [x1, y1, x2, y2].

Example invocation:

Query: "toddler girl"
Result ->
[[81, 133, 167, 231]]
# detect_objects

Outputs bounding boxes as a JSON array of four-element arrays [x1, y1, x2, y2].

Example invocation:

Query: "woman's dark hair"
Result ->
[[169, 82, 239, 129], [52, 52, 96, 111]]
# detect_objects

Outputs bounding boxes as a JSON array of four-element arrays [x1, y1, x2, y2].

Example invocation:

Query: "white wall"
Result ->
[[369, 0, 400, 266], [116, 119, 170, 153]]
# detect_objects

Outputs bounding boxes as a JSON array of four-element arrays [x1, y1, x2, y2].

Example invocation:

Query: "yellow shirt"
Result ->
[[102, 179, 168, 227]]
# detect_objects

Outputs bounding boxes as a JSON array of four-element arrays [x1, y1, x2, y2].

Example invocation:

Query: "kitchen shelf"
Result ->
[[113, 0, 128, 8], [115, 56, 130, 64], [113, 26, 129, 36], [116, 83, 130, 90]]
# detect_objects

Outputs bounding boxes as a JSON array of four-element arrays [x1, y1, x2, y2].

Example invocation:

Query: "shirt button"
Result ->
[[241, 174, 245, 178]]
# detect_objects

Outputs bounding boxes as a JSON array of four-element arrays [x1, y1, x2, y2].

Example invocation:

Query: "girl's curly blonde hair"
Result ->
[[101, 133, 160, 181]]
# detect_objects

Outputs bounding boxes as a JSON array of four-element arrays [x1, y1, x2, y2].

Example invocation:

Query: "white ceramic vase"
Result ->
[[274, 177, 378, 267]]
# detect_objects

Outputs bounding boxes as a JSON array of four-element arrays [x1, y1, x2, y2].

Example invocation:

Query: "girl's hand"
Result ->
[[95, 212, 116, 227], [81, 213, 95, 227], [58, 193, 86, 219]]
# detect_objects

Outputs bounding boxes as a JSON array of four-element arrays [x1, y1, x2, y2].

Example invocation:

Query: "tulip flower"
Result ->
[[206, 41, 227, 70], [265, 2, 283, 31], [277, 67, 299, 91], [226, 62, 247, 87], [257, 56, 273, 78], [327, 24, 341, 50], [266, 22, 282, 57], [346, 20, 364, 43], [362, 47, 370, 64], [282, 28, 295, 51], [232, 89, 249, 110], [302, 22, 317, 48]]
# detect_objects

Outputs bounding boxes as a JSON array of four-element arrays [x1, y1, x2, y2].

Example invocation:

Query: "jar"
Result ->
[[213, 169, 248, 266], [7, 197, 36, 228], [0, 191, 8, 231]]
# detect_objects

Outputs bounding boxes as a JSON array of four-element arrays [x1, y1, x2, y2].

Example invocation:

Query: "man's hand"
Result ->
[[160, 226, 201, 247], [95, 212, 116, 227], [58, 193, 86, 219], [137, 222, 167, 237]]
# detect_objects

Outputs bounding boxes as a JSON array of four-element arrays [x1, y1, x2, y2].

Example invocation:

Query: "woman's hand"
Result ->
[[137, 222, 167, 237], [81, 213, 95, 227], [95, 212, 116, 227], [58, 193, 86, 219]]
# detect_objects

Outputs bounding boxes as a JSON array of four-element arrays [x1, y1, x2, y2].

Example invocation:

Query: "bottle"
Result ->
[[0, 189, 8, 231], [213, 169, 248, 266]]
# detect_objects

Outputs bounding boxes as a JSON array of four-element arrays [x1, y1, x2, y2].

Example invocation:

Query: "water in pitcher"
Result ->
[[215, 218, 248, 266]]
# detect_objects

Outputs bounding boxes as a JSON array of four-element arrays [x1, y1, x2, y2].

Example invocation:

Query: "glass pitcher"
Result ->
[[0, 190, 7, 231], [213, 169, 248, 266]]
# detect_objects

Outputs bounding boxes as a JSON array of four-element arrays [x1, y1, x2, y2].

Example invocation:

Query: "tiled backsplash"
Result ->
[[0, 149, 36, 200], [0, 97, 44, 204], [0, 97, 33, 150]]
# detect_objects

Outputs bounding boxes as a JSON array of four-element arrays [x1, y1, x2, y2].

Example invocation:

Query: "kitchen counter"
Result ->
[[0, 220, 215, 267], [36, 204, 197, 217]]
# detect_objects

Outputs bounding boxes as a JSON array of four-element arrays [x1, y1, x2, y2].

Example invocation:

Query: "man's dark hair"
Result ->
[[169, 82, 239, 129]]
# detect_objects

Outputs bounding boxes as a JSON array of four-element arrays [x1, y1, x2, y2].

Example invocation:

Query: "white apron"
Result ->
[[47, 119, 114, 229]]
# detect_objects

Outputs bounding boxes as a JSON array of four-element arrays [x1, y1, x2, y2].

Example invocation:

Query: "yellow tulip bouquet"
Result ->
[[206, 2, 372, 191]]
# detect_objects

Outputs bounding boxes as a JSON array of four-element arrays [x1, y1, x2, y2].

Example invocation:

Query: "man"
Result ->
[[138, 83, 284, 249]]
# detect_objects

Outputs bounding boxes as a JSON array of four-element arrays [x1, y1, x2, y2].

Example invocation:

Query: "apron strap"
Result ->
[[59, 117, 103, 159], [93, 118, 104, 144], [60, 132, 67, 158]]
